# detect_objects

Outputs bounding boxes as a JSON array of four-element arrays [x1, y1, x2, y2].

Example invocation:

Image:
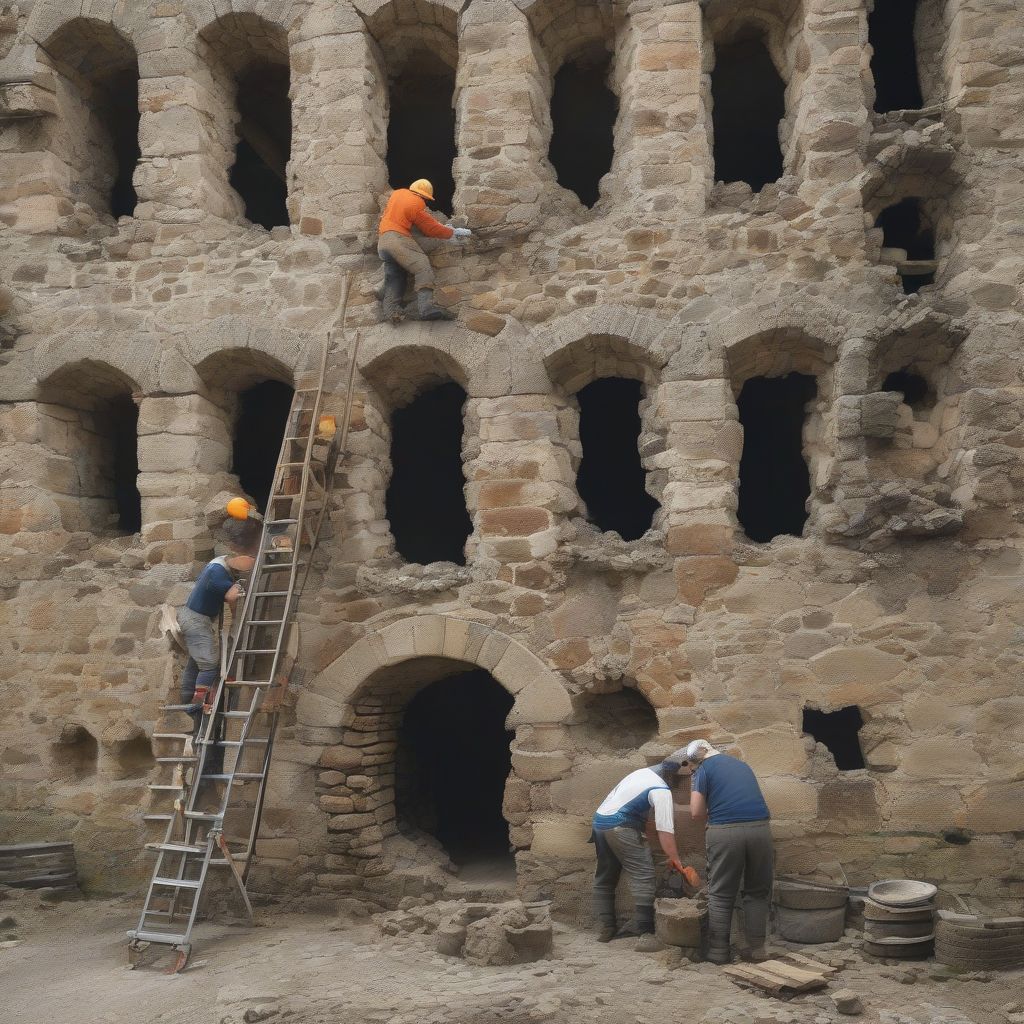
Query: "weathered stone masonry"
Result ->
[[0, 0, 1022, 915]]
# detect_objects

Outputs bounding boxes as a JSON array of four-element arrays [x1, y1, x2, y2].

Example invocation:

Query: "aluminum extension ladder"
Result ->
[[129, 279, 358, 972]]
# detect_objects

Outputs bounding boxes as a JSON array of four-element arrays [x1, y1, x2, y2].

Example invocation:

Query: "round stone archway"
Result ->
[[298, 616, 574, 906]]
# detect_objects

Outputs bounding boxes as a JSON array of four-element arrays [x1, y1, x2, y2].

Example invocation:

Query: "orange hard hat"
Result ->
[[226, 497, 252, 521], [408, 178, 435, 201]]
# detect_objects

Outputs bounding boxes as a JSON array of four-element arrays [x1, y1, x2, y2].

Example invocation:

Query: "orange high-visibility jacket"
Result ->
[[378, 188, 454, 240]]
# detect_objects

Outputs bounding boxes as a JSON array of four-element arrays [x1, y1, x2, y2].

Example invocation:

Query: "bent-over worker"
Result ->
[[378, 179, 471, 323], [686, 738, 773, 964], [591, 748, 689, 944]]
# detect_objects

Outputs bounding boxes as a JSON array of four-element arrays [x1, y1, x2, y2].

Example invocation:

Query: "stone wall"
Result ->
[[0, 0, 1022, 914]]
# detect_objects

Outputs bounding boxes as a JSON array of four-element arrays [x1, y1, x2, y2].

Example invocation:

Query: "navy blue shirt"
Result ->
[[691, 754, 770, 825], [185, 558, 235, 618]]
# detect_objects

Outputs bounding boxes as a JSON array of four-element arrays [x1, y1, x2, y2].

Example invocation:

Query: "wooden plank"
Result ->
[[780, 951, 839, 975], [751, 961, 826, 990], [721, 963, 783, 993]]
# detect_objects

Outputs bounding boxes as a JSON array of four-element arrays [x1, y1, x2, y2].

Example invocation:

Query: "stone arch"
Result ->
[[185, 0, 306, 40], [724, 326, 835, 397], [34, 342, 150, 400], [179, 316, 313, 383], [536, 305, 674, 375], [25, 2, 137, 49], [195, 347, 295, 392], [360, 342, 471, 409], [303, 615, 573, 728]]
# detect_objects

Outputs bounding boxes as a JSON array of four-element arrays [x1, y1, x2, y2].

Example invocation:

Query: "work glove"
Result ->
[[452, 227, 472, 239]]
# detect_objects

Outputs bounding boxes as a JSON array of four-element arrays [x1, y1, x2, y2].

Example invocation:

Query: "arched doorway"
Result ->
[[397, 668, 514, 870]]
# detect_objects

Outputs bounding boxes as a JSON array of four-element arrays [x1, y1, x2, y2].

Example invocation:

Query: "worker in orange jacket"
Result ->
[[378, 179, 471, 322]]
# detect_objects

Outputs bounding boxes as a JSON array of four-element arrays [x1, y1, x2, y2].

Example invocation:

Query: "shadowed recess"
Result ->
[[397, 669, 514, 865], [737, 373, 816, 543], [230, 61, 291, 229], [386, 381, 472, 565], [387, 54, 456, 216], [803, 705, 866, 770], [548, 56, 617, 208], [107, 393, 141, 534], [876, 198, 935, 293], [232, 379, 294, 511], [712, 33, 785, 192], [576, 377, 659, 541], [882, 369, 930, 408], [869, 0, 923, 113]]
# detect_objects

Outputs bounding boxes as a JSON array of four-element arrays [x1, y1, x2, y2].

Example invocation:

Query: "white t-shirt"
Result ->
[[594, 767, 675, 833]]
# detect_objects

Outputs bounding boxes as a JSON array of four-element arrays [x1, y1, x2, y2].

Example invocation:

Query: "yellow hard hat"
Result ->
[[226, 497, 253, 521], [408, 179, 434, 201]]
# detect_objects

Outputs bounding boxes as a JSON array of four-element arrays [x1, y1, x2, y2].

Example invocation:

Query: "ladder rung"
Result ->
[[253, 591, 289, 598], [235, 648, 277, 655], [267, 518, 298, 525], [184, 811, 223, 820], [148, 784, 182, 791], [145, 842, 205, 854], [155, 756, 197, 764], [201, 772, 264, 780], [225, 680, 273, 688], [128, 929, 188, 945], [152, 732, 191, 740], [210, 854, 250, 866], [161, 704, 199, 712], [143, 813, 175, 822], [211, 738, 269, 747], [248, 619, 285, 626], [152, 876, 202, 889]]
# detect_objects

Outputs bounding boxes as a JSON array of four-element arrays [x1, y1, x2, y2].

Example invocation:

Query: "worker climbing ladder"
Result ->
[[129, 279, 358, 972]]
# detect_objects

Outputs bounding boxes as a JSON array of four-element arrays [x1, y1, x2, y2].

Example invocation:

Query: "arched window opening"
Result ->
[[576, 377, 659, 541], [231, 379, 294, 512], [876, 198, 936, 293], [803, 705, 866, 770], [711, 32, 785, 192], [869, 0, 923, 113], [386, 52, 456, 216], [737, 373, 817, 542], [882, 369, 932, 410], [574, 687, 658, 753], [106, 393, 142, 533], [397, 669, 514, 867], [44, 20, 140, 218], [386, 381, 471, 565], [52, 725, 98, 780], [230, 60, 291, 229], [548, 50, 617, 208]]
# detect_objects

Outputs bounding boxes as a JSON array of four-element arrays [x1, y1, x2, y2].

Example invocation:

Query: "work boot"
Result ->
[[615, 903, 655, 939], [416, 288, 455, 321], [596, 918, 617, 943]]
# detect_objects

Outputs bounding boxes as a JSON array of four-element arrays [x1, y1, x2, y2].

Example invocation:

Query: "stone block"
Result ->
[[808, 647, 907, 687], [529, 817, 592, 859], [510, 750, 572, 782], [654, 898, 705, 947], [296, 690, 345, 729]]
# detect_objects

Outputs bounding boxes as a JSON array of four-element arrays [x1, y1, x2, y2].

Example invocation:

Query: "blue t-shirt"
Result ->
[[691, 754, 770, 825], [185, 558, 235, 618]]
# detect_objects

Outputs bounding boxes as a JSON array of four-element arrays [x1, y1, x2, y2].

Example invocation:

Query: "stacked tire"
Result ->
[[774, 877, 848, 944], [936, 913, 1024, 971]]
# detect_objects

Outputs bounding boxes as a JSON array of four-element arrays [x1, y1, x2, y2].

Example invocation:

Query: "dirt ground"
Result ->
[[1, 888, 1022, 1024]]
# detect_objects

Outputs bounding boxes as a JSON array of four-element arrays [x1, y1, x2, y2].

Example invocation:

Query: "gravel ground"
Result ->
[[1, 888, 1021, 1024]]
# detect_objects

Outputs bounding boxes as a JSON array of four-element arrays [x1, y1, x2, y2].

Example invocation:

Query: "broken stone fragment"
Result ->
[[859, 392, 902, 438], [831, 989, 863, 1015]]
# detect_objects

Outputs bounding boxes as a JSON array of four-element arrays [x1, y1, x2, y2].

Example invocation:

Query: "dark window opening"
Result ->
[[576, 377, 659, 541], [105, 393, 141, 534], [876, 198, 935, 293], [111, 734, 154, 780], [882, 369, 931, 409], [869, 0, 923, 113], [232, 380, 294, 512], [230, 61, 291, 229], [397, 669, 514, 866], [712, 33, 785, 192], [386, 381, 472, 565], [105, 67, 140, 217], [52, 724, 99, 779], [576, 688, 658, 753], [737, 373, 817, 543], [802, 705, 866, 770], [387, 55, 456, 216], [548, 55, 617, 208]]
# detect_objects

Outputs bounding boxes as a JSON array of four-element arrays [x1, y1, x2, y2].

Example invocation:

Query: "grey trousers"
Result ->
[[706, 819, 774, 955], [378, 230, 435, 290], [592, 826, 656, 925]]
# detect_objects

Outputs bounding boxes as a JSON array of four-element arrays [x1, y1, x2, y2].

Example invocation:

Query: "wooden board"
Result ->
[[722, 953, 836, 996]]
